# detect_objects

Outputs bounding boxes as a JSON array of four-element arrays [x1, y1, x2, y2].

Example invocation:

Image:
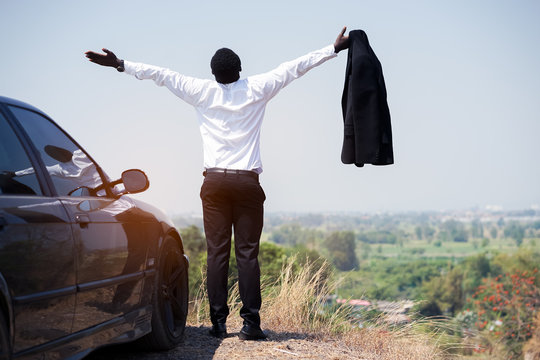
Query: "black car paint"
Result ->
[[0, 96, 186, 359]]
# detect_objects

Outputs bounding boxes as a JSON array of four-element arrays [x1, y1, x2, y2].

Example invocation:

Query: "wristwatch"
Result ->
[[116, 59, 125, 72]]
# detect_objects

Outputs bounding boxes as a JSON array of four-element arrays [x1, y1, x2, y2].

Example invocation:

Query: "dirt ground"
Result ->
[[86, 325, 363, 360]]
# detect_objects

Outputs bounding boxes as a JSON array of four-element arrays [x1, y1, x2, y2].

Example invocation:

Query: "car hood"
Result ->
[[126, 196, 176, 229]]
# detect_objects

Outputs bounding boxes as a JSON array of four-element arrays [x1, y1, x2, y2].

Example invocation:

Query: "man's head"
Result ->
[[44, 145, 73, 163], [211, 48, 241, 84]]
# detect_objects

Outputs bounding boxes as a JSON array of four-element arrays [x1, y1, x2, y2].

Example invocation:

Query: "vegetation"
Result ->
[[323, 231, 358, 271], [468, 269, 539, 356], [176, 209, 540, 359], [187, 254, 448, 359]]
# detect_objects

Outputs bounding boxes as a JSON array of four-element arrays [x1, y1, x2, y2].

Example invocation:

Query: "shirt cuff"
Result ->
[[324, 44, 339, 57], [123, 60, 136, 75]]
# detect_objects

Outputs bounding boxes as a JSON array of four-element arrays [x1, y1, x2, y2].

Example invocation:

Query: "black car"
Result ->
[[0, 96, 188, 359]]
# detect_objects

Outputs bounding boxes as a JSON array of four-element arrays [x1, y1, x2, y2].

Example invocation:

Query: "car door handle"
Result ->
[[75, 214, 90, 228], [0, 216, 6, 232]]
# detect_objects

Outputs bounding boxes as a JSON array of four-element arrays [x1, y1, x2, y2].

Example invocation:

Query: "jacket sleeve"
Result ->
[[249, 44, 338, 100], [123, 61, 211, 106]]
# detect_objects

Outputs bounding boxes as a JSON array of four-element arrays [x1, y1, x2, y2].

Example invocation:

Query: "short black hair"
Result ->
[[44, 145, 73, 163], [210, 48, 241, 75]]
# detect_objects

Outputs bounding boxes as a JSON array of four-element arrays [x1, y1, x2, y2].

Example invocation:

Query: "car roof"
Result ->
[[0, 96, 47, 115]]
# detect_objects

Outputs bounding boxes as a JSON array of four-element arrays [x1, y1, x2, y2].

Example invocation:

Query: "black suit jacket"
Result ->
[[341, 30, 393, 167]]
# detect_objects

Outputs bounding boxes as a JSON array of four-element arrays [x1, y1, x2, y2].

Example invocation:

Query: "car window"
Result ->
[[0, 111, 43, 196], [8, 106, 106, 197]]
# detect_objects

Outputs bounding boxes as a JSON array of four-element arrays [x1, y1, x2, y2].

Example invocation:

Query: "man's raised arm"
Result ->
[[84, 48, 209, 106], [250, 27, 350, 100]]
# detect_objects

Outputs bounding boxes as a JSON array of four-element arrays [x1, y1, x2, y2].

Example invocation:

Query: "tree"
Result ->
[[422, 267, 464, 316], [469, 270, 540, 357], [490, 226, 498, 239], [179, 225, 207, 299], [471, 219, 483, 238], [444, 269, 465, 314], [441, 219, 469, 242], [269, 223, 323, 247], [360, 242, 371, 259], [258, 241, 286, 283], [269, 223, 303, 245], [179, 225, 206, 255], [462, 254, 493, 295], [417, 300, 442, 317], [415, 226, 423, 240], [423, 225, 436, 239], [358, 231, 397, 244], [324, 231, 358, 271], [287, 245, 332, 289], [504, 222, 525, 247]]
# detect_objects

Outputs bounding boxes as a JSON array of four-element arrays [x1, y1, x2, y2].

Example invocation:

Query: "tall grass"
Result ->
[[261, 257, 350, 335], [188, 256, 457, 359]]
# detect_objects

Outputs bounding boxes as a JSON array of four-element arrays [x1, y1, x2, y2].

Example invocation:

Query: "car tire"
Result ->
[[0, 310, 10, 360], [140, 236, 188, 350]]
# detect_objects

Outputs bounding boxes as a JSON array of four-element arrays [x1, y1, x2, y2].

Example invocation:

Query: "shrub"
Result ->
[[468, 268, 539, 357]]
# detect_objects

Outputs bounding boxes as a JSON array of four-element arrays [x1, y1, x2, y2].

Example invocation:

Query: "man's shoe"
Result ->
[[238, 324, 267, 340], [209, 323, 227, 338]]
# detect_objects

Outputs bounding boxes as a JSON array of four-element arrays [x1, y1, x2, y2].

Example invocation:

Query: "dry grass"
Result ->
[[188, 257, 458, 360], [262, 257, 349, 335]]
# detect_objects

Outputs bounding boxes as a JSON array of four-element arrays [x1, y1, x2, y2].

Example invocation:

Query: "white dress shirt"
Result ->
[[124, 44, 337, 174], [15, 149, 102, 188]]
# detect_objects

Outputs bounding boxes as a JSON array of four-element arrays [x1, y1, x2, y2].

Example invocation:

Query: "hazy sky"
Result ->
[[1, 0, 539, 215]]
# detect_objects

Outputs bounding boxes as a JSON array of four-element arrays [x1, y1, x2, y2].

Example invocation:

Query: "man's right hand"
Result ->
[[85, 48, 122, 68]]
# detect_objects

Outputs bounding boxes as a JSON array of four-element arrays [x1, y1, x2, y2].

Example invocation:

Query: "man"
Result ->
[[85, 27, 349, 340]]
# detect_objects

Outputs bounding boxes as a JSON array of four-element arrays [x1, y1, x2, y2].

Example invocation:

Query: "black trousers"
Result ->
[[200, 171, 265, 326]]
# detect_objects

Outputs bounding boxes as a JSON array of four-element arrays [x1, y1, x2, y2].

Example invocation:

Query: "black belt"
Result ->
[[203, 168, 259, 180]]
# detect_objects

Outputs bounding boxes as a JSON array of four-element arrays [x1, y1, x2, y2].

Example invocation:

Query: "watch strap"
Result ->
[[116, 59, 125, 72]]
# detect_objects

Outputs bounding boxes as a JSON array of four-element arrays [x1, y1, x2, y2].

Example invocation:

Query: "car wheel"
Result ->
[[0, 310, 10, 360], [141, 236, 188, 350]]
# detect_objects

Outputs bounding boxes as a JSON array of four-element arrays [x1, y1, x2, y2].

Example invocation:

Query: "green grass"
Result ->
[[360, 237, 540, 260]]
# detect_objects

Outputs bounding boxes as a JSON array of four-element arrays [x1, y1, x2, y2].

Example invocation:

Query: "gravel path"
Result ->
[[86, 325, 361, 360]]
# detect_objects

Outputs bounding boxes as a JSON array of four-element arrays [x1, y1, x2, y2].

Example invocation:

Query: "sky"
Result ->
[[1, 0, 539, 215]]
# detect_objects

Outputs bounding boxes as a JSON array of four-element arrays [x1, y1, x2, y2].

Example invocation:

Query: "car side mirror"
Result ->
[[121, 169, 149, 194]]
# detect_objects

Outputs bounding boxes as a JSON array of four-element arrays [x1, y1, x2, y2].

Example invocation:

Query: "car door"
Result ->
[[0, 106, 76, 354], [7, 105, 152, 333]]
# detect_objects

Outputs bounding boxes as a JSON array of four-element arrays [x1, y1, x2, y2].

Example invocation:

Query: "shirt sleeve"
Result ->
[[123, 61, 211, 106], [14, 167, 35, 177], [249, 44, 338, 100]]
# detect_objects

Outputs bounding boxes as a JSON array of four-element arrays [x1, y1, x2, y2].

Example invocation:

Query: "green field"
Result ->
[[370, 236, 539, 259]]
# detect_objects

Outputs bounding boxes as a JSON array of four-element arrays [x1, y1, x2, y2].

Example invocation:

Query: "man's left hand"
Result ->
[[334, 26, 350, 53]]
